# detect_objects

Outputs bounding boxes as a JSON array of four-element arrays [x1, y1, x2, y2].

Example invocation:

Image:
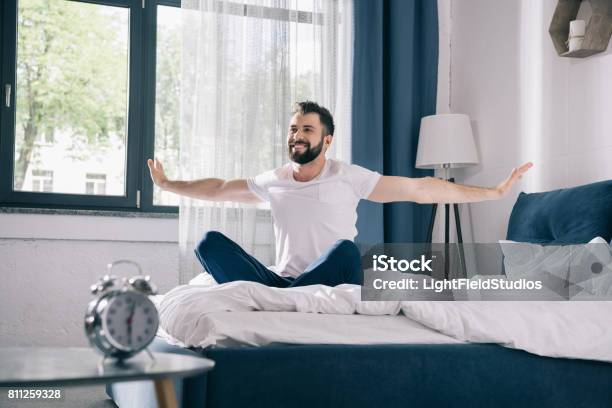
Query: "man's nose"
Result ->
[[290, 130, 305, 141]]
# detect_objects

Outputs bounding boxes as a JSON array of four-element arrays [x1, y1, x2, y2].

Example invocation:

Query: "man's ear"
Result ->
[[324, 135, 333, 146]]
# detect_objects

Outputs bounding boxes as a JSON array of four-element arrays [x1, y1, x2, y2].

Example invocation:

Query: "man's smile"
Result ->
[[290, 141, 309, 150]]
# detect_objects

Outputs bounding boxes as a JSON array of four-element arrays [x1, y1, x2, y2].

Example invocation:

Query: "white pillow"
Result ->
[[499, 237, 612, 299], [570, 237, 612, 297], [582, 236, 612, 265], [498, 239, 569, 280]]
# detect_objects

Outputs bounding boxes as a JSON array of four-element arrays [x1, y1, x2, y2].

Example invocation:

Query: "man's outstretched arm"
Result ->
[[367, 162, 533, 204], [147, 158, 261, 203]]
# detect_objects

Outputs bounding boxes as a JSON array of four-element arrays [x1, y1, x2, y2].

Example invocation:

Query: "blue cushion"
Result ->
[[506, 180, 612, 244]]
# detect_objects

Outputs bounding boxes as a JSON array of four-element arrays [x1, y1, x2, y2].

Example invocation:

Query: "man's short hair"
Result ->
[[292, 101, 335, 137]]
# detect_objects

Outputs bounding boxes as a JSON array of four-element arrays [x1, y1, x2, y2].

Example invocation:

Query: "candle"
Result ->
[[569, 20, 585, 38], [568, 20, 585, 52]]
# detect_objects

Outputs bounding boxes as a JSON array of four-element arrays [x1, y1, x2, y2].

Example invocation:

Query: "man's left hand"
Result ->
[[495, 162, 534, 197]]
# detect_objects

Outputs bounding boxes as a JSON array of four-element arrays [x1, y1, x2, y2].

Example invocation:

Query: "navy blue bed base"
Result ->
[[107, 337, 612, 408]]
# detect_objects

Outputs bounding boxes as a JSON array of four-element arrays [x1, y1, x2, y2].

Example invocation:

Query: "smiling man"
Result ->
[[148, 101, 532, 287]]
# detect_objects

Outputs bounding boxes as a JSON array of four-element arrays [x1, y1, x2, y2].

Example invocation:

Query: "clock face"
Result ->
[[101, 291, 158, 352]]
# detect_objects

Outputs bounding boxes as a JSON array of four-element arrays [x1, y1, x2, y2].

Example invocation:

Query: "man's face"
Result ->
[[287, 113, 330, 164]]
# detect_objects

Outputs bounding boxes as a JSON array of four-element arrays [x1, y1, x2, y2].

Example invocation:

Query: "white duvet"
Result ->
[[158, 280, 612, 363]]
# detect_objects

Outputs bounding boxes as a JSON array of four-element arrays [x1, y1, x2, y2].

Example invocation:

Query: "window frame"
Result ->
[[0, 0, 178, 213], [139, 0, 181, 213]]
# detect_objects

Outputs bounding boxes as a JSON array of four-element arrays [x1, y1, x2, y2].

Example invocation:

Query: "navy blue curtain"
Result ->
[[352, 0, 438, 243]]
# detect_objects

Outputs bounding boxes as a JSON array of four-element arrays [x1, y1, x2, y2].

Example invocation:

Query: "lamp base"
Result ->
[[425, 178, 467, 278]]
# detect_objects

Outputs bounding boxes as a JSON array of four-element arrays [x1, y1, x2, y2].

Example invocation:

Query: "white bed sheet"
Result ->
[[155, 308, 462, 348], [155, 280, 612, 362]]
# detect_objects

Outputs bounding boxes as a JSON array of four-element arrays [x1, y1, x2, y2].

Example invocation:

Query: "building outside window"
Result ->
[[30, 169, 53, 192], [85, 173, 107, 196]]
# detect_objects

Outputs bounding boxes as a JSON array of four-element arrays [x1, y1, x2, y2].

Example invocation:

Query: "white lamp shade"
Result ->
[[416, 114, 479, 169]]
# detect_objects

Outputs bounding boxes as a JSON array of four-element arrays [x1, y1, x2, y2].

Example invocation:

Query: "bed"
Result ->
[[110, 338, 612, 408], [108, 179, 612, 408]]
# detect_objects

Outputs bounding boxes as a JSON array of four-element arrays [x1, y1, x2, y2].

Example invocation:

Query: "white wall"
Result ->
[[0, 213, 180, 347], [444, 0, 612, 242]]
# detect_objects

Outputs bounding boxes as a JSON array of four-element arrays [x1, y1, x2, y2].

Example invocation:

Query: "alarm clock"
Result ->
[[84, 260, 159, 361]]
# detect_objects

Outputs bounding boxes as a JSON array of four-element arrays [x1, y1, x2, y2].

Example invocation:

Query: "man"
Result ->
[[148, 101, 532, 288]]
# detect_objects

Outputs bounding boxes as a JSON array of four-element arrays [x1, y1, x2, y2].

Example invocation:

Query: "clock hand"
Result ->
[[127, 302, 136, 346]]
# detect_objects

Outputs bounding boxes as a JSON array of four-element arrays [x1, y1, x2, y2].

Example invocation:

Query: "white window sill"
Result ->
[[0, 208, 178, 243]]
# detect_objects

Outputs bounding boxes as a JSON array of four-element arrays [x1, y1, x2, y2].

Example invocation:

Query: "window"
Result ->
[[85, 173, 107, 195], [30, 169, 53, 192], [0, 0, 318, 212], [0, 0, 175, 211], [12, 0, 128, 198], [153, 4, 181, 207]]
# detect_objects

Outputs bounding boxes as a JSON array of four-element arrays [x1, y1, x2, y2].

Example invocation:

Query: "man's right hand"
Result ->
[[147, 158, 169, 189]]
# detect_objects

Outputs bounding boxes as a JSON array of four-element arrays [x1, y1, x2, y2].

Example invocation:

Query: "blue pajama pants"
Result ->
[[194, 231, 363, 287]]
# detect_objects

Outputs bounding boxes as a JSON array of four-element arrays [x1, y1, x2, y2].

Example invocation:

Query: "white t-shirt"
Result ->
[[247, 159, 381, 277]]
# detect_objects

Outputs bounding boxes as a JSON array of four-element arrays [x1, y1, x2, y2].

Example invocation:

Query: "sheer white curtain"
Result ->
[[178, 0, 353, 283]]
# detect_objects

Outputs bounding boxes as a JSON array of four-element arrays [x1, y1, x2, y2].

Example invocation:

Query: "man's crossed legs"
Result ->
[[194, 231, 362, 287]]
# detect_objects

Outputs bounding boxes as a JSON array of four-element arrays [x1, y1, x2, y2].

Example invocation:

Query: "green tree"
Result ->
[[15, 0, 128, 189]]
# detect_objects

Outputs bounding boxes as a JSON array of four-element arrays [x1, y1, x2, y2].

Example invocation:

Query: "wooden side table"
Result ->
[[0, 347, 214, 408]]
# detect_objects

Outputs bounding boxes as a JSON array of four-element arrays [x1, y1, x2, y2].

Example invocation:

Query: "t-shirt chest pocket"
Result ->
[[317, 181, 357, 206], [269, 185, 317, 200]]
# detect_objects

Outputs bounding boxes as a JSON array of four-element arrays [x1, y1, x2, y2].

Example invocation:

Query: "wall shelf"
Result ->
[[549, 0, 612, 58]]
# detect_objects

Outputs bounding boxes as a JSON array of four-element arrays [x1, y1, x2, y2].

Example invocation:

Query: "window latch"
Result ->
[[4, 84, 10, 108], [136, 190, 141, 208]]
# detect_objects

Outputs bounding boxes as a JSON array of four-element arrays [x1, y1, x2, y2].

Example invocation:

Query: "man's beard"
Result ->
[[288, 136, 324, 165]]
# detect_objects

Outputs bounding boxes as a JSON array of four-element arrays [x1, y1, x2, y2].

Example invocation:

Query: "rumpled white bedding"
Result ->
[[156, 310, 461, 348], [155, 282, 453, 348], [157, 280, 612, 363]]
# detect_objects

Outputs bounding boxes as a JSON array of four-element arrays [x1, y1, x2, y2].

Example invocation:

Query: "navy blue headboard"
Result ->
[[506, 180, 612, 244]]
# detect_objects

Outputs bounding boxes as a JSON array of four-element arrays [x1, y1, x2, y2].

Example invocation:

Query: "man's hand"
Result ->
[[147, 158, 169, 189], [495, 162, 533, 197]]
